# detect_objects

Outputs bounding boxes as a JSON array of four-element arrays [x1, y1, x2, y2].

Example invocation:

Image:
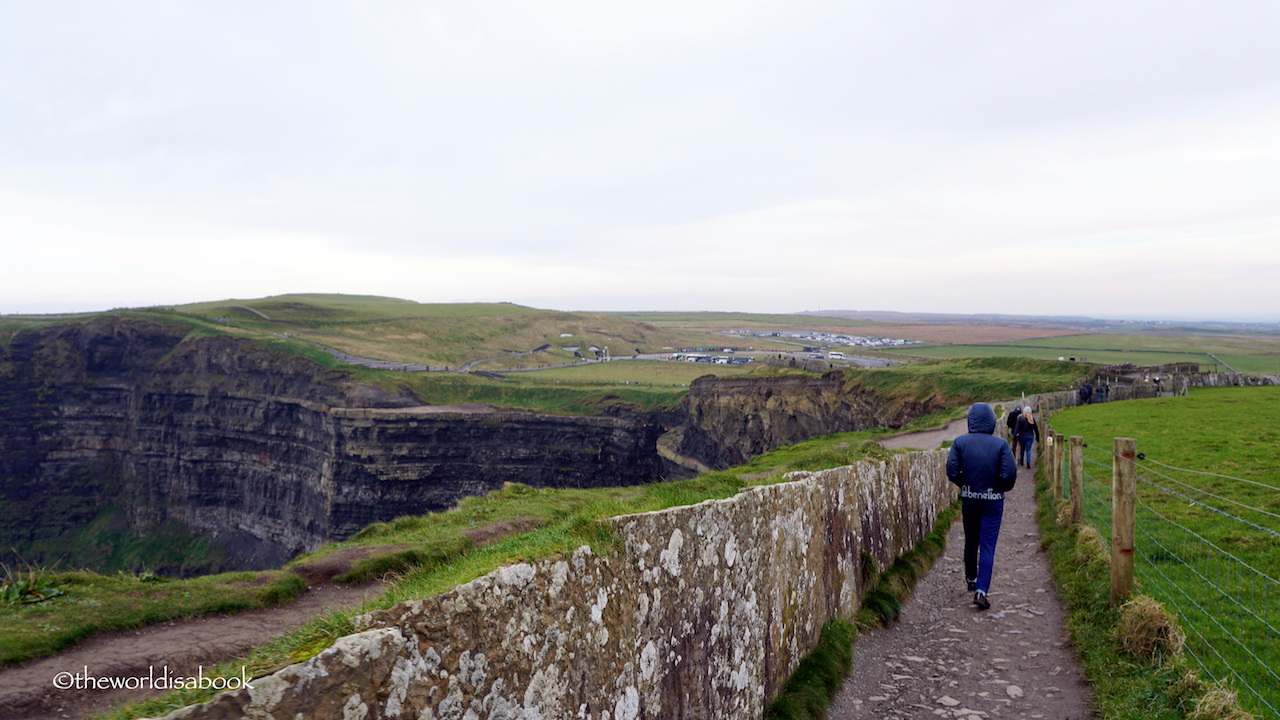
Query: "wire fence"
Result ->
[[1067, 445, 1280, 718]]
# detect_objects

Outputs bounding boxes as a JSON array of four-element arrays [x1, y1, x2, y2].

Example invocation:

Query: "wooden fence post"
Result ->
[[1051, 433, 1064, 498], [1044, 425, 1054, 486], [1045, 432, 1055, 495], [1111, 437, 1137, 605], [1069, 436, 1083, 524]]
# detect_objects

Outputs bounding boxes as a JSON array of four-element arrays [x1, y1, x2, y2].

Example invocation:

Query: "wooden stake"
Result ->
[[1069, 436, 1084, 525], [1111, 437, 1137, 605]]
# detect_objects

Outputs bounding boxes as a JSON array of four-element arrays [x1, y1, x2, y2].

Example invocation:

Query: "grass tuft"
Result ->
[[1114, 595, 1186, 664], [1187, 683, 1257, 720], [856, 589, 902, 628], [1072, 524, 1109, 569], [763, 620, 857, 720]]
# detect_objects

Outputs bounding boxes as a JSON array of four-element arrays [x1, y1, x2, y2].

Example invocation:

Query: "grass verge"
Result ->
[[1035, 473, 1255, 719], [1047, 387, 1278, 717], [0, 569, 305, 668]]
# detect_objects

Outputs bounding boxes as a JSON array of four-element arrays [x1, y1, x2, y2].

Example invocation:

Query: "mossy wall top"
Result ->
[[152, 450, 954, 720]]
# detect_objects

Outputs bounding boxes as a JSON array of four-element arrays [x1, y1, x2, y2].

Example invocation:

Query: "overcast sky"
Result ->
[[3, 1, 1278, 320]]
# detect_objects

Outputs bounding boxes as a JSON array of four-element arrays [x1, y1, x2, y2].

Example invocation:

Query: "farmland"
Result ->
[[1048, 387, 1280, 717], [875, 332, 1280, 374]]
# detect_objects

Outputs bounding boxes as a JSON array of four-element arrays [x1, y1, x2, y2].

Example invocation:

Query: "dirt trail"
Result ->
[[831, 415, 1093, 718], [879, 417, 972, 452], [0, 582, 382, 720]]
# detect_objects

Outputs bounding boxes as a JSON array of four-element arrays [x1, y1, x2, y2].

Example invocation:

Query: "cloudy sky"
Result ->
[[3, 1, 1278, 320]]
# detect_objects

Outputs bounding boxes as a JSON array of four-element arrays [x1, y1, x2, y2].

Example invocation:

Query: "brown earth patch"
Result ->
[[227, 574, 274, 589], [461, 517, 540, 546], [289, 545, 410, 586]]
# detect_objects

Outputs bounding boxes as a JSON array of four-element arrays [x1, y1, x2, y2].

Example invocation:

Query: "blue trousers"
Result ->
[[1018, 435, 1036, 466], [962, 498, 1004, 594]]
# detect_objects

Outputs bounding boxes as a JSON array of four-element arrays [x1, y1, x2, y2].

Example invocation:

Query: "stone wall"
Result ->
[[1179, 371, 1280, 388], [152, 450, 954, 720]]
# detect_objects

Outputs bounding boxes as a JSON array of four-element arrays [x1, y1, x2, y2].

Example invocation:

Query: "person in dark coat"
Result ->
[[1005, 405, 1022, 456], [1014, 408, 1041, 468], [947, 403, 1019, 610]]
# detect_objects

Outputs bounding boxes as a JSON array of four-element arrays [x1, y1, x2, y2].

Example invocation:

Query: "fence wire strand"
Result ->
[[1137, 461, 1280, 526], [1136, 474, 1280, 539], [1133, 493, 1280, 633], [1132, 476, 1280, 588], [1070, 438, 1279, 717], [1131, 521, 1280, 717], [1141, 455, 1280, 493]]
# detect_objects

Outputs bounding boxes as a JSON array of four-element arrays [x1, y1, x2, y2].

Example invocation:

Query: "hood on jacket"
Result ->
[[966, 402, 997, 434]]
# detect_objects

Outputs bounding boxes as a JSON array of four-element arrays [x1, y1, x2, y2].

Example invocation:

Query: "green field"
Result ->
[[879, 344, 1223, 368], [505, 359, 767, 386], [878, 331, 1280, 374], [1048, 387, 1280, 717]]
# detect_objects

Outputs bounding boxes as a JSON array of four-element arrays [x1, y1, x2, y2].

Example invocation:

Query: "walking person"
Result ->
[[947, 403, 1019, 610], [1014, 407, 1041, 468], [1005, 404, 1022, 457]]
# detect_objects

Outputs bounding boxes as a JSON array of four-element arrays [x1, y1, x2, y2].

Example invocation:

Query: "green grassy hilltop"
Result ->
[[167, 294, 797, 368]]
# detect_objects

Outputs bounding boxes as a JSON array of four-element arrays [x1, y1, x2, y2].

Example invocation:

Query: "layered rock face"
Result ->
[[0, 318, 669, 572], [1, 317, 941, 576], [672, 372, 947, 469]]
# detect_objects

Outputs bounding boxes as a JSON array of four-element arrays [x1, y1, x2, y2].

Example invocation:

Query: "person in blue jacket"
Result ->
[[947, 403, 1019, 610]]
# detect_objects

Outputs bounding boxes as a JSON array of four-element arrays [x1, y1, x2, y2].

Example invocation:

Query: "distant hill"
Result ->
[[159, 294, 780, 368]]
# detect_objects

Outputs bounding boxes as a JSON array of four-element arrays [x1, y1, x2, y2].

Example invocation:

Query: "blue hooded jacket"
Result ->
[[946, 403, 1019, 497]]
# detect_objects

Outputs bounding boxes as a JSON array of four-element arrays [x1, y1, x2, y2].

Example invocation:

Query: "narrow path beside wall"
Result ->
[[831, 429, 1093, 718]]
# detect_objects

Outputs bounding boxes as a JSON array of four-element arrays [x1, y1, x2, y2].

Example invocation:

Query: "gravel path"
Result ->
[[830, 427, 1094, 719]]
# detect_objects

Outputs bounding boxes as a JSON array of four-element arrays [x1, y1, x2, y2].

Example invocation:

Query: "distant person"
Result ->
[[1005, 405, 1022, 456], [1014, 408, 1041, 468], [947, 403, 1019, 611]]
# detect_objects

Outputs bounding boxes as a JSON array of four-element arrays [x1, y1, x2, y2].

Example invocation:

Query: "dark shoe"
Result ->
[[966, 580, 977, 592], [974, 592, 990, 610]]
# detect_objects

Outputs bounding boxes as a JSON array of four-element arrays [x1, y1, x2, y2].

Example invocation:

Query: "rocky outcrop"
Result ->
[[149, 450, 955, 720], [0, 318, 670, 573], [1, 317, 951, 576], [671, 372, 947, 469]]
